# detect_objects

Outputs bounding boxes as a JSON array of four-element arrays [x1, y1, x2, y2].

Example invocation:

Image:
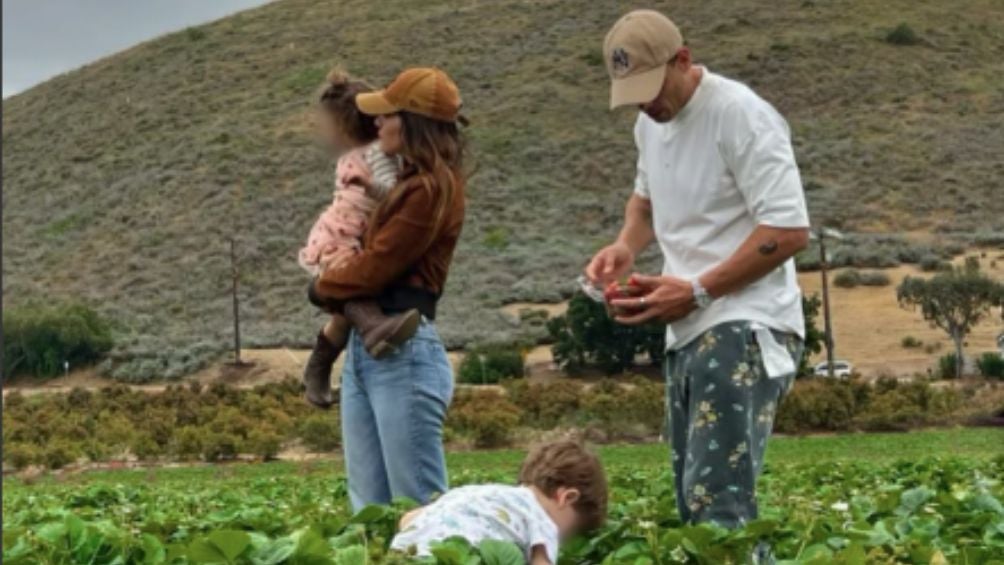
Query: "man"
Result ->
[[586, 9, 811, 534]]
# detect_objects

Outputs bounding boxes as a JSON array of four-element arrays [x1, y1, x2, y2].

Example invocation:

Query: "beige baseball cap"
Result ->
[[603, 10, 683, 109]]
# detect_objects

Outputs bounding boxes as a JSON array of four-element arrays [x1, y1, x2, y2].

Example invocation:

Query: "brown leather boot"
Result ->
[[303, 331, 344, 409], [343, 300, 422, 359]]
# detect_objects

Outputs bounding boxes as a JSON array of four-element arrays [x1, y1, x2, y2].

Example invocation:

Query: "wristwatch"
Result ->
[[691, 278, 714, 309]]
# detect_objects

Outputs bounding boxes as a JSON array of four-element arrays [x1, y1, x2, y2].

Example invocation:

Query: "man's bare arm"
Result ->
[[698, 225, 809, 298], [586, 194, 655, 284], [616, 194, 656, 255]]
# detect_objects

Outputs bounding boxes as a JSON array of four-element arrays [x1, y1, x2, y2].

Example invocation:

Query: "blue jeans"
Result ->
[[340, 319, 453, 512]]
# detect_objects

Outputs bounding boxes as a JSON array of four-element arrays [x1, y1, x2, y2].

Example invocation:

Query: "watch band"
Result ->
[[691, 279, 713, 309]]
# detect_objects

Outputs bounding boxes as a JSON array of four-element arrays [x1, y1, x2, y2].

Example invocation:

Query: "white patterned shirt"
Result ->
[[391, 484, 559, 563]]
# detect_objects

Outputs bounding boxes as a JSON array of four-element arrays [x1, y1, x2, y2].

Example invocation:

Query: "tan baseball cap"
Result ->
[[356, 67, 464, 124], [603, 10, 683, 109]]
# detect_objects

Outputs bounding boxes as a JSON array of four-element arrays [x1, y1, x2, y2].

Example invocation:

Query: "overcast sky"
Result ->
[[2, 0, 273, 98]]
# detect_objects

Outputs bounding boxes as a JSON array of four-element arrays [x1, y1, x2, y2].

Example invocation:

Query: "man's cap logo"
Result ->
[[611, 47, 630, 76]]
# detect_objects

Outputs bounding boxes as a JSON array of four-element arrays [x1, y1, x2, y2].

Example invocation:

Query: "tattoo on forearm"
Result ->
[[758, 240, 779, 255]]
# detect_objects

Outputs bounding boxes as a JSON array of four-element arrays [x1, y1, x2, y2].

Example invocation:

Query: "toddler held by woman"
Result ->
[[298, 70, 421, 408]]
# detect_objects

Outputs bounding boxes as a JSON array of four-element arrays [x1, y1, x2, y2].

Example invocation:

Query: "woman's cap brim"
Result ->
[[355, 91, 399, 116]]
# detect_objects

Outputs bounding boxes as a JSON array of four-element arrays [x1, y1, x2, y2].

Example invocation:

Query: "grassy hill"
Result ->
[[3, 0, 1004, 380]]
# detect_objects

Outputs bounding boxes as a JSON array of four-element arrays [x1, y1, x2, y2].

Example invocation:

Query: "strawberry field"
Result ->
[[3, 430, 1003, 564]]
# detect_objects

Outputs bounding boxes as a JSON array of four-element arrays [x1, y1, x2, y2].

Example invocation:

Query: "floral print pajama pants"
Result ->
[[665, 321, 803, 529]]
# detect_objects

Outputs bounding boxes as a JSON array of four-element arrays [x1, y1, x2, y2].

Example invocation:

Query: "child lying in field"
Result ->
[[390, 441, 608, 564]]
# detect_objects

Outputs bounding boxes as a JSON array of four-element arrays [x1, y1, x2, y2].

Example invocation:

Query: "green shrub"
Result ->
[[184, 27, 207, 41], [858, 271, 891, 287], [775, 379, 858, 433], [4, 443, 39, 470], [977, 352, 1004, 379], [458, 345, 525, 384], [482, 227, 510, 250], [580, 49, 604, 67], [919, 255, 951, 272], [448, 390, 522, 448], [246, 428, 284, 461], [2, 302, 114, 379], [938, 353, 960, 380], [853, 390, 925, 431], [42, 440, 80, 470], [886, 23, 919, 46], [901, 336, 923, 349], [130, 433, 160, 461], [505, 379, 582, 428], [171, 427, 205, 460], [547, 294, 664, 375], [202, 432, 240, 462], [581, 377, 664, 437], [298, 414, 341, 452], [833, 269, 861, 288]]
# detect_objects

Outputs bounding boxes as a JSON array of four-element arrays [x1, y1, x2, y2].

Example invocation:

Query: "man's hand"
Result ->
[[585, 242, 635, 285], [609, 274, 696, 325]]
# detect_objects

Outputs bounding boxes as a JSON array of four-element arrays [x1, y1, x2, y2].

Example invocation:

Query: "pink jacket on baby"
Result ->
[[299, 148, 380, 274]]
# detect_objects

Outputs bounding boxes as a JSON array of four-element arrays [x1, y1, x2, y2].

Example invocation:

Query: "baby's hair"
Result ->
[[318, 68, 378, 144], [519, 440, 608, 531]]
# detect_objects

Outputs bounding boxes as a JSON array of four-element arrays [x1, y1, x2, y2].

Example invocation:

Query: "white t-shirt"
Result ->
[[391, 484, 559, 563], [633, 67, 810, 349]]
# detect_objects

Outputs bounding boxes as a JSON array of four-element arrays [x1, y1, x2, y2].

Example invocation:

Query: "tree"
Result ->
[[800, 294, 825, 377], [547, 294, 664, 375], [897, 261, 1004, 378]]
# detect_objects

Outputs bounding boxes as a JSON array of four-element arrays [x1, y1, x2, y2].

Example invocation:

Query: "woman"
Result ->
[[309, 67, 467, 511]]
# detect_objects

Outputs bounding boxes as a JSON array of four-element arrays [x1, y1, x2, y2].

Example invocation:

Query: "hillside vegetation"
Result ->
[[3, 0, 1004, 379]]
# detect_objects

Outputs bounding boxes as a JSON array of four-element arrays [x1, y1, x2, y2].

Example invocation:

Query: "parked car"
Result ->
[[813, 360, 854, 377]]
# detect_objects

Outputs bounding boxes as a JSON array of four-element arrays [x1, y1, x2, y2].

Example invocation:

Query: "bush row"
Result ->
[[2, 380, 340, 470], [832, 269, 892, 288], [6, 375, 1002, 470], [446, 376, 1004, 448], [780, 376, 1004, 432]]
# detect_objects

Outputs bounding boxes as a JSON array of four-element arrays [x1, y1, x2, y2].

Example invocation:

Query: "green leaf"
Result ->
[[349, 505, 387, 524], [249, 537, 296, 565], [209, 530, 252, 562], [898, 487, 934, 516], [478, 540, 524, 565], [292, 527, 331, 561], [189, 530, 251, 564], [140, 533, 166, 564], [430, 537, 475, 565], [334, 545, 367, 565]]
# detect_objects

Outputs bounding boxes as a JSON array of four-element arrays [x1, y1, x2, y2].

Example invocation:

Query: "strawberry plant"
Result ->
[[4, 442, 1003, 564]]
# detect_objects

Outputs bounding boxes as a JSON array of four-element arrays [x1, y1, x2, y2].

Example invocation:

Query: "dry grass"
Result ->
[[3, 0, 1003, 379], [799, 251, 1004, 376]]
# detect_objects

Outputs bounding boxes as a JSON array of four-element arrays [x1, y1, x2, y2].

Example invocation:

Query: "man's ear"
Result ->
[[675, 47, 693, 69], [560, 487, 581, 507]]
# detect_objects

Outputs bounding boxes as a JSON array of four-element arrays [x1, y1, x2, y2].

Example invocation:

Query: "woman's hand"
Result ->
[[609, 274, 696, 325], [585, 242, 635, 285], [320, 247, 359, 272]]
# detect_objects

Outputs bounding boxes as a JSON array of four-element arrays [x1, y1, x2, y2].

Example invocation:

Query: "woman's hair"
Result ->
[[519, 440, 608, 532], [374, 111, 466, 245], [318, 69, 378, 144]]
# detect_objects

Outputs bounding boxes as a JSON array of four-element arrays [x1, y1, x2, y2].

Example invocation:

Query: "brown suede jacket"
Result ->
[[314, 175, 465, 302]]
